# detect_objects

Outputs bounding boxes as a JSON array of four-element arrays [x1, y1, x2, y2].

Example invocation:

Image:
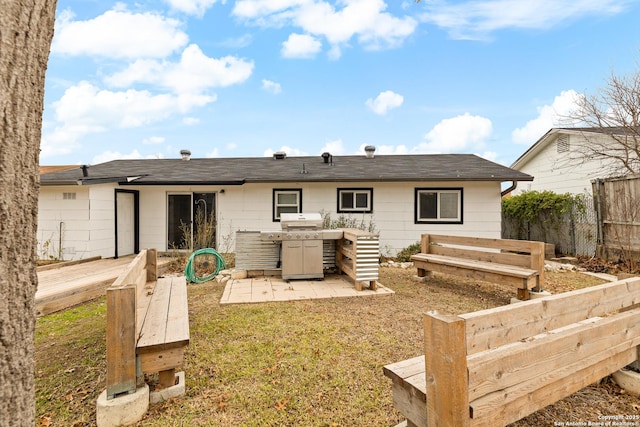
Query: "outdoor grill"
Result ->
[[259, 213, 343, 280], [278, 212, 324, 280]]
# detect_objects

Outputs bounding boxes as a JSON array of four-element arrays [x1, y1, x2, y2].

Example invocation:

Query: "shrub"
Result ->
[[396, 242, 421, 262]]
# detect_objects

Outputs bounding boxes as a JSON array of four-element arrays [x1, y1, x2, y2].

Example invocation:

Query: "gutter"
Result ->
[[501, 181, 518, 197]]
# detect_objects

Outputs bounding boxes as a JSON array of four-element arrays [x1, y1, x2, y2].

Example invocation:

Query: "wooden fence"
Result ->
[[593, 175, 640, 262]]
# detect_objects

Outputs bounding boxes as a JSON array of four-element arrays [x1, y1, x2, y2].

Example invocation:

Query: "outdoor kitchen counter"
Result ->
[[335, 228, 380, 291]]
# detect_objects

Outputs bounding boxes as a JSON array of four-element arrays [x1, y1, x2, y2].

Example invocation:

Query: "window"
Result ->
[[415, 188, 463, 224], [337, 188, 373, 213], [273, 189, 302, 221]]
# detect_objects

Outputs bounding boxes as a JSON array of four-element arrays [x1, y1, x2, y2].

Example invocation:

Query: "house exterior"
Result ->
[[510, 127, 633, 196], [38, 150, 532, 260]]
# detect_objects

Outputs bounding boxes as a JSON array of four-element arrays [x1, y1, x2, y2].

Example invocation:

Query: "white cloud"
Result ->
[[357, 143, 409, 155], [92, 149, 143, 164], [320, 139, 346, 155], [165, 0, 221, 16], [479, 151, 498, 162], [183, 117, 200, 125], [52, 6, 188, 59], [366, 90, 404, 115], [262, 79, 282, 94], [206, 148, 220, 157], [233, 0, 307, 19], [105, 44, 254, 95], [511, 90, 581, 145], [54, 81, 212, 127], [281, 33, 322, 58], [91, 149, 166, 163], [235, 0, 417, 56], [41, 81, 216, 157], [294, 0, 417, 49], [421, 0, 630, 40], [219, 34, 254, 48], [263, 146, 309, 157], [142, 136, 165, 145], [415, 113, 493, 153]]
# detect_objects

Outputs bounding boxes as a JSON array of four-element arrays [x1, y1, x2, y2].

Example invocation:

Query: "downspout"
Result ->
[[58, 221, 64, 260], [501, 181, 517, 197]]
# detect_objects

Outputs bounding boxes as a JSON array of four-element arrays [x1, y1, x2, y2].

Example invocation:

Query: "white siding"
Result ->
[[514, 133, 619, 196], [38, 186, 91, 260], [39, 180, 504, 260], [131, 181, 502, 256], [37, 184, 117, 260]]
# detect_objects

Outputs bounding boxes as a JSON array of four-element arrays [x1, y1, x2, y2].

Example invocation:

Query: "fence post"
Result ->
[[146, 248, 157, 282], [106, 285, 137, 399], [424, 311, 470, 427]]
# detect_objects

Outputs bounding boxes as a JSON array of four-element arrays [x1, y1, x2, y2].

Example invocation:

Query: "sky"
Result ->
[[41, 0, 640, 167]]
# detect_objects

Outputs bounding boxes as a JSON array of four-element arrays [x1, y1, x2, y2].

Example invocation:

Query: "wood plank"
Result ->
[[424, 312, 470, 427], [426, 234, 541, 254], [467, 309, 640, 400], [137, 277, 171, 350], [413, 259, 536, 289], [469, 346, 637, 426], [106, 285, 137, 399], [164, 276, 190, 345], [139, 347, 185, 373], [158, 369, 176, 389], [36, 262, 130, 299], [461, 277, 640, 355], [390, 379, 428, 427], [111, 250, 147, 289], [36, 278, 114, 317], [383, 356, 426, 386], [36, 256, 102, 271], [136, 281, 156, 337], [146, 248, 157, 282], [412, 254, 537, 278], [427, 246, 533, 269]]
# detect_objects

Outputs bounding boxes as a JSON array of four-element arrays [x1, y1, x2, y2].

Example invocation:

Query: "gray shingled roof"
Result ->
[[40, 154, 533, 186]]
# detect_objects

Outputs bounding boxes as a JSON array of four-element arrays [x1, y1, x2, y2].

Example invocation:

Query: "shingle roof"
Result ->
[[40, 154, 532, 186]]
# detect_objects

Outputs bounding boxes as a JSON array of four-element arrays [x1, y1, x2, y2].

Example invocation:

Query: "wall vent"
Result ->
[[556, 135, 569, 153], [63, 192, 76, 200]]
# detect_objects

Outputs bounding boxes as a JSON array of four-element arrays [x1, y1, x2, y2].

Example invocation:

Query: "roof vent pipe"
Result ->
[[321, 152, 332, 164], [81, 165, 89, 177], [180, 149, 191, 161], [273, 151, 287, 160], [364, 145, 376, 158]]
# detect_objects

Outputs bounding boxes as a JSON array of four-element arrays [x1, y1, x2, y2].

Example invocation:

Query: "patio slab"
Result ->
[[220, 274, 394, 304]]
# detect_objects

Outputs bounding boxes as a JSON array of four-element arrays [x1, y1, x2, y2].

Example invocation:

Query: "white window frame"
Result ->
[[273, 189, 302, 221], [337, 188, 373, 213], [415, 188, 463, 224]]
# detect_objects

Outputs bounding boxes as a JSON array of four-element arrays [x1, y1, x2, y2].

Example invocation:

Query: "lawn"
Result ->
[[35, 266, 638, 426]]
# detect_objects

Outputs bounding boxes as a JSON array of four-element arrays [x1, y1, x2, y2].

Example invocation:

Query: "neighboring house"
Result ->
[[510, 127, 633, 196], [38, 149, 532, 260]]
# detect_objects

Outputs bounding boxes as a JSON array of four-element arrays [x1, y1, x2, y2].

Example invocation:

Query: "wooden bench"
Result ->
[[411, 234, 545, 300], [383, 277, 640, 427], [335, 228, 380, 291], [106, 249, 189, 400]]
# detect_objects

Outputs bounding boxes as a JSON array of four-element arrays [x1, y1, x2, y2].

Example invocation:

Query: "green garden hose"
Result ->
[[184, 248, 226, 283]]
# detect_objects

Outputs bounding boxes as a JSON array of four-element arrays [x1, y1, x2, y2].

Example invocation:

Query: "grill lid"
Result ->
[[280, 212, 323, 230]]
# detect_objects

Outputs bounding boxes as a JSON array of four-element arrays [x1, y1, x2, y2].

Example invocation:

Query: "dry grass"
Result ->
[[35, 267, 639, 426]]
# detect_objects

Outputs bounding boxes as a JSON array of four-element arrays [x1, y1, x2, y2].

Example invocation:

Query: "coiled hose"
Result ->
[[184, 248, 226, 283]]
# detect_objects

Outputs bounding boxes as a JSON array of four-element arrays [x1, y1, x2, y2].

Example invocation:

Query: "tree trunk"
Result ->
[[0, 1, 57, 425]]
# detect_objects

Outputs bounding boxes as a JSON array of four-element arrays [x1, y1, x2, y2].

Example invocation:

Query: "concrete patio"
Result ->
[[220, 274, 394, 304]]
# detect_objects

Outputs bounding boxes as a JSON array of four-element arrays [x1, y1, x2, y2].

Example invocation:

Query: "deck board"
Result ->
[[36, 256, 173, 316]]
